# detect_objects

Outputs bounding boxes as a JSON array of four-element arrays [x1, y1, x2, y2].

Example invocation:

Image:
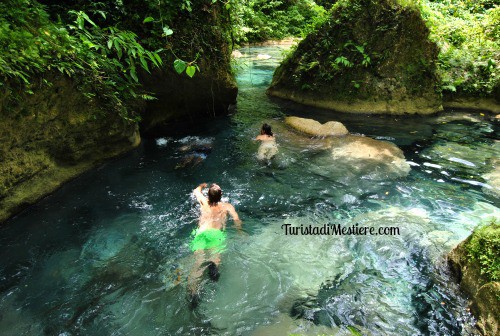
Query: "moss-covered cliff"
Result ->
[[448, 221, 499, 335], [268, 0, 442, 114], [0, 1, 236, 223], [0, 76, 140, 223]]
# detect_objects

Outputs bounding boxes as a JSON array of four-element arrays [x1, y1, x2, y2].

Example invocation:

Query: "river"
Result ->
[[0, 44, 498, 335]]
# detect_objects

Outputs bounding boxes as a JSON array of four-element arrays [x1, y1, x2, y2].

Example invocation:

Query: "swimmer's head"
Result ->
[[261, 123, 273, 136], [208, 183, 222, 206]]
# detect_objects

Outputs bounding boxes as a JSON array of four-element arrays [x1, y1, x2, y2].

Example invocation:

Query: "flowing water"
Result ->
[[0, 44, 499, 336]]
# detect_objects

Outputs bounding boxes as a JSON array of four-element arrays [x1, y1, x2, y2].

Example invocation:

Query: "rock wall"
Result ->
[[268, 0, 442, 114], [448, 225, 500, 336], [0, 76, 140, 223], [139, 2, 237, 136], [0, 2, 237, 223]]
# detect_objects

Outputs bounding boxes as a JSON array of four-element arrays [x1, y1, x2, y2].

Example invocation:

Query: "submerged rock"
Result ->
[[329, 135, 411, 177], [285, 116, 349, 137], [421, 141, 499, 173], [434, 112, 483, 124], [174, 136, 213, 169], [256, 54, 272, 60], [482, 160, 500, 198]]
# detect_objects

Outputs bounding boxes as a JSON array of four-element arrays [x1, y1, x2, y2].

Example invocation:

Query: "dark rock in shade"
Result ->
[[139, 1, 237, 137], [268, 0, 442, 114], [0, 75, 140, 223], [140, 66, 237, 137], [448, 227, 500, 336]]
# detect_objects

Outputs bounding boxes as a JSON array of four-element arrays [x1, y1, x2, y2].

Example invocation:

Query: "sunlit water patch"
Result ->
[[0, 44, 498, 335]]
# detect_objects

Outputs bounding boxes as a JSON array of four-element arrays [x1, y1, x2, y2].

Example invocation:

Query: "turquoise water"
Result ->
[[0, 44, 499, 335]]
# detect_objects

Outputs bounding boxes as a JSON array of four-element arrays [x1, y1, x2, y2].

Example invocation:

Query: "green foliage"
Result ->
[[230, 0, 328, 44], [67, 10, 162, 83], [0, 0, 163, 121], [419, 0, 499, 96], [466, 218, 500, 282], [334, 56, 353, 68], [295, 36, 372, 87]]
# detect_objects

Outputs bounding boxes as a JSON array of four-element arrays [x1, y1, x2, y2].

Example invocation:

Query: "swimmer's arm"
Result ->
[[226, 204, 242, 228], [193, 183, 208, 206]]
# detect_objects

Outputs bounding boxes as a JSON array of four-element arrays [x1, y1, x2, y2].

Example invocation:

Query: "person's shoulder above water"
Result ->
[[255, 134, 275, 141], [256, 123, 275, 141], [220, 202, 242, 227]]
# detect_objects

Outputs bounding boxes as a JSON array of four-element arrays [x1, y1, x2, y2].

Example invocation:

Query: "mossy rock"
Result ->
[[268, 0, 442, 114], [448, 221, 500, 335], [0, 75, 140, 223]]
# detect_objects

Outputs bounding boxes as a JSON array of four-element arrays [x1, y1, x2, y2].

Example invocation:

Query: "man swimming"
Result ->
[[188, 183, 242, 307]]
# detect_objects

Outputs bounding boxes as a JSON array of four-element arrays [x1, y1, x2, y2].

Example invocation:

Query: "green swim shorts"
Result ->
[[190, 228, 226, 252]]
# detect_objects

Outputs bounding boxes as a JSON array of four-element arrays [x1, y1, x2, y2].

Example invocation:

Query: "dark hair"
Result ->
[[261, 123, 273, 136], [208, 183, 222, 206]]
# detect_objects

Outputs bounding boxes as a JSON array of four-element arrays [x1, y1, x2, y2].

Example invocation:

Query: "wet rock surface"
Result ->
[[285, 116, 349, 137]]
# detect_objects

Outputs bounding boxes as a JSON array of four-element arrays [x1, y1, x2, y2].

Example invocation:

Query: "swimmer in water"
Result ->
[[188, 183, 242, 308], [255, 123, 278, 160]]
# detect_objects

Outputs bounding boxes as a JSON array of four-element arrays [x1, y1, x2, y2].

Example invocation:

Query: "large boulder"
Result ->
[[268, 0, 442, 114], [448, 222, 500, 336], [0, 75, 140, 223], [285, 116, 349, 137], [329, 135, 411, 177]]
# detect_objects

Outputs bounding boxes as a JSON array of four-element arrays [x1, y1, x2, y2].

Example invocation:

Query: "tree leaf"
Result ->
[[77, 16, 84, 29], [114, 39, 122, 58], [143, 17, 155, 23], [130, 68, 138, 82], [81, 12, 96, 27], [163, 26, 173, 36], [186, 65, 196, 78], [173, 59, 186, 74], [97, 10, 106, 19], [153, 53, 162, 65], [139, 56, 149, 73], [107, 39, 113, 49]]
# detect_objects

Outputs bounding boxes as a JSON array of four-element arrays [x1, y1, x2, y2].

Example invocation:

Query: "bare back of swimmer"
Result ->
[[192, 183, 241, 232]]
